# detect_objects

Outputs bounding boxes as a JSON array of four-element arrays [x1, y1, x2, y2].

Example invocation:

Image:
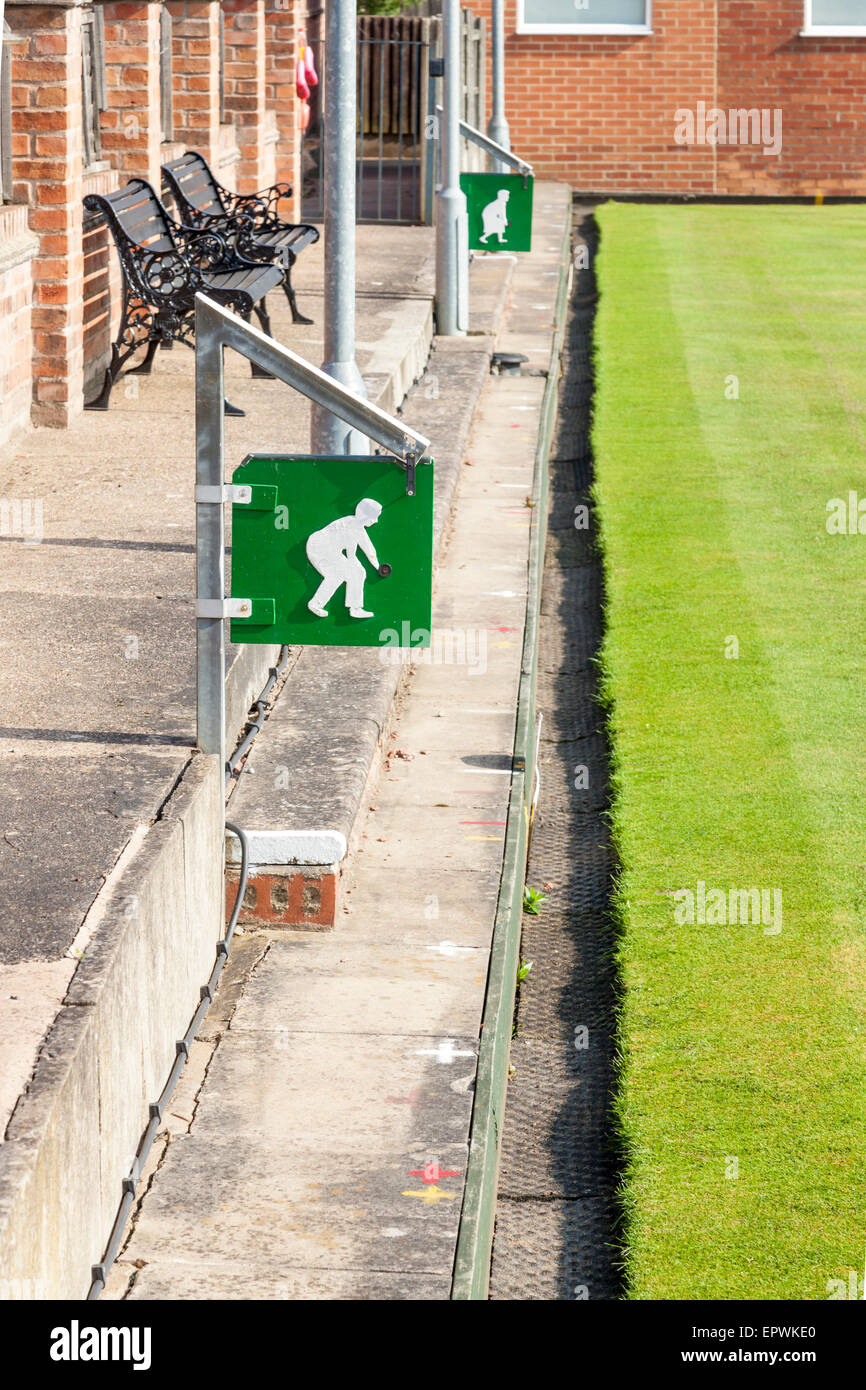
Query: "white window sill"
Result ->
[[516, 23, 652, 34], [800, 26, 866, 36]]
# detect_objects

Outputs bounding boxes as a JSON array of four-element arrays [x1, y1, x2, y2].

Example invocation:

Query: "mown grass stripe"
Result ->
[[594, 204, 866, 1300]]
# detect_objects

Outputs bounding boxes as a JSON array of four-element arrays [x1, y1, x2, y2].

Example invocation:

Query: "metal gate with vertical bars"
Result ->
[[356, 15, 433, 223], [301, 8, 485, 227]]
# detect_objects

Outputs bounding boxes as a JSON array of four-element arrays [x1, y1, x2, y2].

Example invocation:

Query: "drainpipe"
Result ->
[[434, 0, 468, 336], [310, 0, 369, 454]]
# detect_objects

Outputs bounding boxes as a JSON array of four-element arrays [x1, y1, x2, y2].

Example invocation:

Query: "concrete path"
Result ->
[[0, 227, 433, 1137], [103, 187, 572, 1299]]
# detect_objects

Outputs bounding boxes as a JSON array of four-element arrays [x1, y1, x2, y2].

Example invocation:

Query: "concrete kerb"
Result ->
[[0, 754, 223, 1300]]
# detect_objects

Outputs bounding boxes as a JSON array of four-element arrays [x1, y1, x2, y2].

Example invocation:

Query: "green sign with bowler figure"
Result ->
[[460, 172, 533, 254], [228, 454, 434, 649]]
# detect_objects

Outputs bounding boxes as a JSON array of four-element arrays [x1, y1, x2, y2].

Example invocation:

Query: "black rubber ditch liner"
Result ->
[[488, 213, 623, 1302]]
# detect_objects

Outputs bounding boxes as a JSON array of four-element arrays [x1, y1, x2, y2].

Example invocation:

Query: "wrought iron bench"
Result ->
[[83, 177, 285, 413], [161, 151, 319, 325]]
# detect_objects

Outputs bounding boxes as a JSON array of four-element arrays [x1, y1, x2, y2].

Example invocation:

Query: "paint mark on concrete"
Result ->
[[402, 1185, 458, 1205], [415, 1040, 475, 1064]]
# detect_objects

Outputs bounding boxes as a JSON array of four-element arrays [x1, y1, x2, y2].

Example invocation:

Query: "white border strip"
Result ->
[[802, 0, 866, 35], [516, 0, 651, 36]]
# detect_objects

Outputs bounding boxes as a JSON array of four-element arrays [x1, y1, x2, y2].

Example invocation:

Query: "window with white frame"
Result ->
[[517, 0, 651, 36], [81, 7, 107, 169], [804, 0, 866, 34], [159, 5, 173, 142]]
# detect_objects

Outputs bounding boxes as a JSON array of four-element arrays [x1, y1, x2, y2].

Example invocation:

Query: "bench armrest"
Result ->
[[223, 183, 294, 230], [263, 181, 294, 208], [253, 182, 294, 214], [136, 228, 248, 300], [220, 190, 272, 226], [170, 221, 265, 273], [176, 206, 256, 236]]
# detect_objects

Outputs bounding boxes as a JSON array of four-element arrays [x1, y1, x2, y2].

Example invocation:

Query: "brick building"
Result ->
[[0, 0, 316, 445], [1, 0, 864, 448], [464, 0, 866, 197]]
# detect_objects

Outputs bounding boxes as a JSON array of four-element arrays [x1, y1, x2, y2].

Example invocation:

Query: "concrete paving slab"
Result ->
[[0, 537, 193, 596], [339, 866, 501, 949], [0, 595, 196, 741], [360, 750, 517, 811], [396, 649, 522, 695], [127, 1136, 469, 1276], [354, 804, 507, 874], [0, 750, 186, 963], [235, 932, 490, 982], [229, 936, 488, 1036], [123, 1262, 450, 1300], [174, 1030, 476, 1148], [245, 964, 482, 1036]]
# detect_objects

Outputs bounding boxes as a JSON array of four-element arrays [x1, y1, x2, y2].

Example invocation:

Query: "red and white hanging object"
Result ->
[[296, 56, 310, 102], [304, 40, 318, 88], [297, 28, 315, 129]]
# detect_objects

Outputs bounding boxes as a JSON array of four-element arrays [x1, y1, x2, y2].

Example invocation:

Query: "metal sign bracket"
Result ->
[[196, 484, 252, 505], [195, 294, 431, 771], [436, 105, 534, 178], [197, 597, 253, 620]]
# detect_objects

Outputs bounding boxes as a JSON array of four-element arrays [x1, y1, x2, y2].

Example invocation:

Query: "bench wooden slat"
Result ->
[[121, 212, 171, 244], [178, 167, 213, 196], [254, 226, 318, 254], [206, 267, 277, 292], [108, 184, 157, 214]]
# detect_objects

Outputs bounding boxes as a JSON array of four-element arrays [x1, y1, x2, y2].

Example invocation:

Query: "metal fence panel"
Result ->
[[301, 9, 485, 227]]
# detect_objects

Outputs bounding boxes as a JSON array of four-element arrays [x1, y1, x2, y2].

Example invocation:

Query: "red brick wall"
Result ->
[[0, 207, 39, 448], [7, 2, 85, 427], [717, 0, 866, 196], [101, 2, 163, 184], [223, 0, 268, 192], [464, 0, 866, 195], [465, 0, 717, 194], [166, 0, 222, 163], [266, 0, 302, 219]]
